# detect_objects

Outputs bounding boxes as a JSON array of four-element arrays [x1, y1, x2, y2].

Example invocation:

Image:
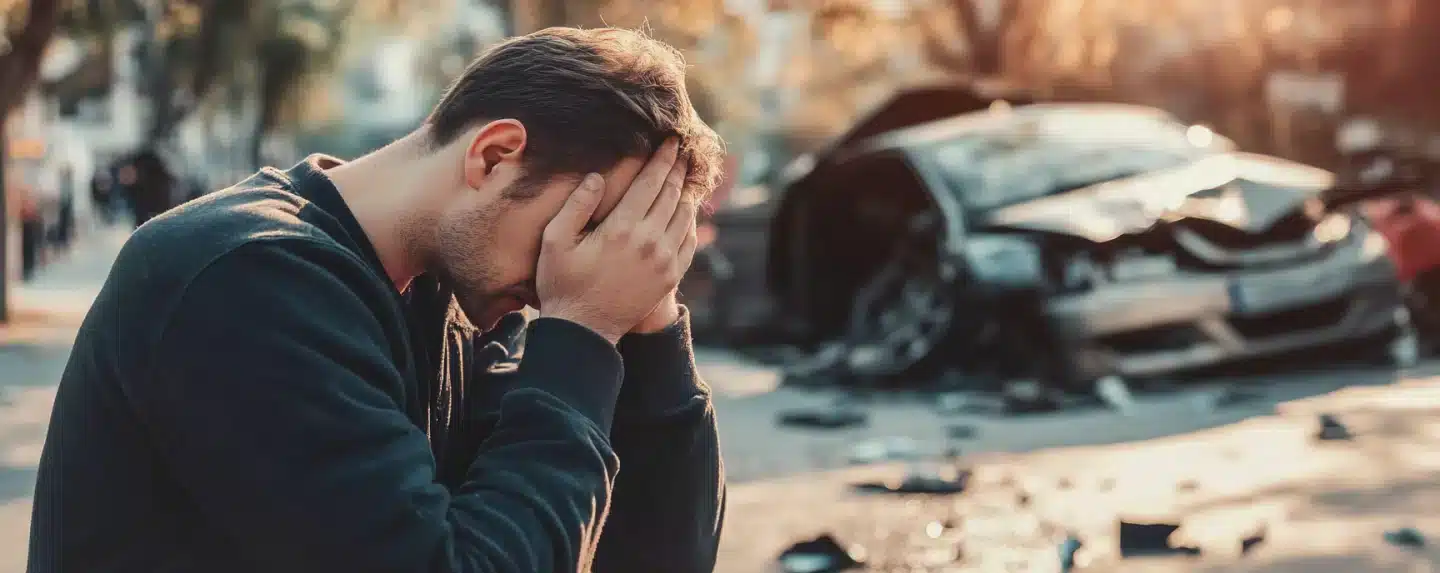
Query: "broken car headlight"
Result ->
[[963, 235, 1044, 288]]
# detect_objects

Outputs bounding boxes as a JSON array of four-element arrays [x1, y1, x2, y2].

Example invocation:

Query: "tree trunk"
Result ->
[[0, 0, 62, 323], [0, 131, 9, 323]]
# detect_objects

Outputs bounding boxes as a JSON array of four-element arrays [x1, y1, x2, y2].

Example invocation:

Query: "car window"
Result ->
[[929, 114, 1217, 210]]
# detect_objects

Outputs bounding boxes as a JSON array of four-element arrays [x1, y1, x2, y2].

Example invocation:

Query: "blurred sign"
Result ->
[[8, 138, 46, 160], [1266, 71, 1344, 114]]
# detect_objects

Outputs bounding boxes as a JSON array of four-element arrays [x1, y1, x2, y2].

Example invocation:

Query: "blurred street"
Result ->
[[0, 225, 128, 569], [2, 231, 1440, 572]]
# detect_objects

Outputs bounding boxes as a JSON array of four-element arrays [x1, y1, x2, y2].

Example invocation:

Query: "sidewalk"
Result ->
[[0, 225, 129, 572]]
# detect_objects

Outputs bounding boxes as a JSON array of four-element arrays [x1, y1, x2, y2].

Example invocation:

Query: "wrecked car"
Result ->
[[768, 103, 1415, 387]]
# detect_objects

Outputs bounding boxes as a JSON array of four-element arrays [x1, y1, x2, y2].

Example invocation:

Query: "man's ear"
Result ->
[[462, 119, 528, 190]]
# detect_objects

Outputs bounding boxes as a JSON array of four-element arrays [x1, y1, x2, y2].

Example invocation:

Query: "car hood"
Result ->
[[981, 153, 1335, 243]]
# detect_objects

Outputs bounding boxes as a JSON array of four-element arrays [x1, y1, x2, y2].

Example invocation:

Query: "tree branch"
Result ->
[[0, 0, 62, 115]]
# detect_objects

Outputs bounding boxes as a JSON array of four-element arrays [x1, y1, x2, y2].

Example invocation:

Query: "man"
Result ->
[[29, 27, 726, 573]]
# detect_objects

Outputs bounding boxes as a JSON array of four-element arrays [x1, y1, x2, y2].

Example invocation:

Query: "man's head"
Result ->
[[418, 27, 723, 328]]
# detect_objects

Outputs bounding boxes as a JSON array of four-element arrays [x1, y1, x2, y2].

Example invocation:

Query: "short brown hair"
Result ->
[[426, 27, 724, 202]]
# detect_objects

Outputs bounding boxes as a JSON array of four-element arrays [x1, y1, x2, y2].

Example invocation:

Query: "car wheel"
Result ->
[[841, 267, 957, 384]]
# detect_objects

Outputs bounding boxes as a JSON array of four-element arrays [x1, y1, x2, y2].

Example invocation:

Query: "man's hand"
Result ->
[[632, 291, 682, 334], [537, 139, 699, 344]]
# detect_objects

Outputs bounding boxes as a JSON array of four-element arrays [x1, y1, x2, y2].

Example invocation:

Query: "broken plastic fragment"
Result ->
[[1316, 413, 1353, 441], [1095, 375, 1136, 414], [852, 468, 972, 495], [777, 408, 869, 430], [1240, 525, 1267, 555], [778, 534, 865, 573], [847, 436, 919, 464], [1384, 527, 1426, 549], [1117, 520, 1201, 558], [1058, 535, 1084, 572]]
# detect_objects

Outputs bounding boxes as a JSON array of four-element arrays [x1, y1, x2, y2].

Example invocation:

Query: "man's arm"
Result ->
[[137, 240, 623, 573], [592, 305, 726, 573]]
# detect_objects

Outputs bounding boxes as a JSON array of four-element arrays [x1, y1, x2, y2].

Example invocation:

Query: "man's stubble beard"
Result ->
[[434, 204, 503, 329]]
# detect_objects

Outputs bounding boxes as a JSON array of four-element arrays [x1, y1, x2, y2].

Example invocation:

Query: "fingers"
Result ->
[[542, 173, 605, 246], [674, 217, 699, 277], [665, 199, 698, 239], [605, 138, 680, 227], [647, 160, 686, 221]]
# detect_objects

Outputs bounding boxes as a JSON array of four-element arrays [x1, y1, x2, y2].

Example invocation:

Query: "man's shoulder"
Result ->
[[124, 170, 353, 276], [107, 171, 378, 320]]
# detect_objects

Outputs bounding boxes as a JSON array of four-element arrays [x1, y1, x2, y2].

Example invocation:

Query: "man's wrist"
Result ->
[[631, 295, 682, 333]]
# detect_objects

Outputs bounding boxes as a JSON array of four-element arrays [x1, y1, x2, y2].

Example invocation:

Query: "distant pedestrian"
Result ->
[[120, 147, 176, 227]]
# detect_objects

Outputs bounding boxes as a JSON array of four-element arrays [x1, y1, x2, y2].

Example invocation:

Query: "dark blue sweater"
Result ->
[[27, 156, 725, 573]]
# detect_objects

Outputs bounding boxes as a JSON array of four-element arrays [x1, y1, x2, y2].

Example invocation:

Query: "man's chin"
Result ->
[[474, 297, 527, 331]]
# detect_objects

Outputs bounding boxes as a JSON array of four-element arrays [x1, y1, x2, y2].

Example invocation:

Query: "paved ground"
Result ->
[[3, 228, 1440, 572], [0, 226, 129, 568]]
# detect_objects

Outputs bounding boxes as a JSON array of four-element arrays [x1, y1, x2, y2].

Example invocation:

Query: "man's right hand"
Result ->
[[536, 139, 699, 344]]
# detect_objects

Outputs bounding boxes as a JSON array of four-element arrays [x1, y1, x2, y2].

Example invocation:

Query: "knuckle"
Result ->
[[605, 227, 632, 244]]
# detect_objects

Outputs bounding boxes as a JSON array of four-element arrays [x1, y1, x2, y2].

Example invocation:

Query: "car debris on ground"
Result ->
[[777, 534, 865, 573], [1116, 520, 1202, 558], [1384, 527, 1426, 549], [776, 407, 870, 430], [1316, 412, 1354, 441], [851, 467, 972, 495], [846, 437, 920, 465]]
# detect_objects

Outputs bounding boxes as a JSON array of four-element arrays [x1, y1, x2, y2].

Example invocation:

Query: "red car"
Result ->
[[1326, 152, 1440, 338]]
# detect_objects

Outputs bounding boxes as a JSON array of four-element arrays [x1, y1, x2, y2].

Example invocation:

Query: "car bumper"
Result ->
[[1046, 230, 1404, 379]]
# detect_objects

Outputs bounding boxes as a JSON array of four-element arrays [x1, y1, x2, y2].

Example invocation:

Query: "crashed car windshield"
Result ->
[[930, 119, 1214, 211]]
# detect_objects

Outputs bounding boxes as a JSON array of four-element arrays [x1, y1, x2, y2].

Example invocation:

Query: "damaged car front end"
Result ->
[[769, 103, 1412, 387]]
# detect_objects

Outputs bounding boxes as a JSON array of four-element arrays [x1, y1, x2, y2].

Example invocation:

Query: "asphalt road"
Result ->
[[4, 228, 1440, 572]]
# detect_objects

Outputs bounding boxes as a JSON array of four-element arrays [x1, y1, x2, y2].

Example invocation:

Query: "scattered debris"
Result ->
[[777, 534, 865, 573], [1176, 479, 1199, 493], [1117, 520, 1201, 558], [1316, 413, 1353, 441], [853, 468, 972, 495], [784, 342, 848, 380], [1057, 477, 1073, 490], [1095, 375, 1136, 414], [1384, 527, 1426, 549], [1209, 386, 1266, 408], [847, 437, 920, 464], [1016, 491, 1032, 507], [1002, 379, 1061, 415], [777, 408, 869, 430], [1240, 525, 1267, 555], [945, 424, 979, 440], [1058, 535, 1084, 572]]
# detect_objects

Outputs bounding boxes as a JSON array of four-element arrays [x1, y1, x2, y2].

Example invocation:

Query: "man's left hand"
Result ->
[[632, 291, 681, 333]]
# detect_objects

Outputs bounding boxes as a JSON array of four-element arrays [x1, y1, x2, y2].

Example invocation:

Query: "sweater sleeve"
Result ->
[[593, 307, 727, 573], [138, 240, 623, 573]]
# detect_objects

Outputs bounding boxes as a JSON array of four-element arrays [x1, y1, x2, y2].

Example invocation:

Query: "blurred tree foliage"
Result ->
[[58, 0, 432, 166], [1, 0, 61, 117]]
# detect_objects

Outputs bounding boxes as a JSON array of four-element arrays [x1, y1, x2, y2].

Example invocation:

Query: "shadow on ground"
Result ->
[[703, 346, 1423, 483]]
